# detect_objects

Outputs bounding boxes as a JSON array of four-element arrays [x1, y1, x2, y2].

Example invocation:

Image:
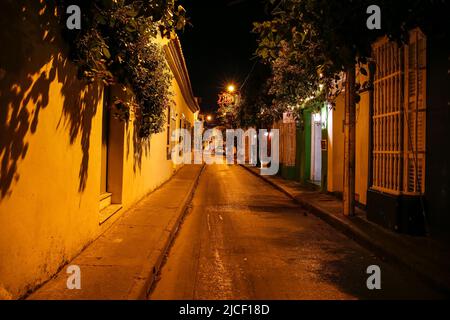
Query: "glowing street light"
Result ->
[[206, 115, 213, 122], [227, 84, 236, 93]]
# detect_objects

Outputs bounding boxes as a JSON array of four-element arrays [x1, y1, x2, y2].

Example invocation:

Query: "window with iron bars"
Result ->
[[371, 28, 426, 196]]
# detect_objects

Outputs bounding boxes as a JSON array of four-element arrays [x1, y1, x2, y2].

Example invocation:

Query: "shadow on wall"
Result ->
[[113, 88, 153, 175], [0, 1, 102, 199], [129, 120, 152, 174]]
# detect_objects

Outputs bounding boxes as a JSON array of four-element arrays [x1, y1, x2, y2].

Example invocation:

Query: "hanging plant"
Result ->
[[58, 0, 187, 138]]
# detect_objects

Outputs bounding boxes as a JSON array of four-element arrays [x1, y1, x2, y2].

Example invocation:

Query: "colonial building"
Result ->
[[0, 3, 199, 299], [275, 27, 450, 243], [329, 27, 450, 239], [276, 105, 330, 191]]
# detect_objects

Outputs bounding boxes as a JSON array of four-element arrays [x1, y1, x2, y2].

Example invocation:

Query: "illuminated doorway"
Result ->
[[310, 112, 322, 184]]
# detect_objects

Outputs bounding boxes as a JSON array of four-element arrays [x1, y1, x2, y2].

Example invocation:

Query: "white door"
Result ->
[[311, 114, 322, 183]]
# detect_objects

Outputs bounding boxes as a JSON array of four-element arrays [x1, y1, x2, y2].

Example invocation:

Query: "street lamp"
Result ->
[[227, 84, 236, 93], [206, 115, 212, 122]]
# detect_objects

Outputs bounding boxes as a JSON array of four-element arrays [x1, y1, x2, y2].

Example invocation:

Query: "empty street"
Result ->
[[150, 165, 443, 300]]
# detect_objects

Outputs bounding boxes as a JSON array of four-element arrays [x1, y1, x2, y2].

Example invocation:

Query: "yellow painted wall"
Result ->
[[327, 87, 370, 206], [355, 91, 370, 205], [0, 2, 197, 299], [0, 2, 104, 299], [120, 71, 197, 209]]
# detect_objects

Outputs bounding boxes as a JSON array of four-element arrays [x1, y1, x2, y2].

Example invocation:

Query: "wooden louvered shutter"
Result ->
[[278, 115, 296, 167], [285, 122, 296, 166], [404, 29, 427, 194]]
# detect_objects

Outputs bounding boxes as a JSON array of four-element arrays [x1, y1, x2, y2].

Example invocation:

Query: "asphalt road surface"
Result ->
[[150, 164, 444, 300]]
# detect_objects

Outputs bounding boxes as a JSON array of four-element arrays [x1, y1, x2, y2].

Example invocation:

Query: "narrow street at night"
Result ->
[[151, 164, 444, 300], [2, 0, 450, 315]]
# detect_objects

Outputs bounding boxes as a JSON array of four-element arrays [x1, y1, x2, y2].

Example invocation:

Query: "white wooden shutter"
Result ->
[[404, 28, 427, 194], [372, 37, 403, 194], [371, 29, 427, 196]]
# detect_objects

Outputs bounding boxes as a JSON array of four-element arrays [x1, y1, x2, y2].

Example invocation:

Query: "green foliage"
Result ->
[[59, 0, 187, 138], [217, 91, 241, 128], [254, 0, 448, 120]]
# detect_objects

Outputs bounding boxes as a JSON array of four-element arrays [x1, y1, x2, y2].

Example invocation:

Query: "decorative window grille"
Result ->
[[371, 28, 426, 195]]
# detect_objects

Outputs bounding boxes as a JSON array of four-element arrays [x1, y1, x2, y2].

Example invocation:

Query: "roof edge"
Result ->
[[164, 36, 200, 114]]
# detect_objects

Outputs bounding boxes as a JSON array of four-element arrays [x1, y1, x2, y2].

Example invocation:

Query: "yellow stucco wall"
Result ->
[[355, 91, 370, 205], [0, 2, 105, 297], [120, 76, 196, 208], [0, 2, 197, 299], [327, 89, 370, 206]]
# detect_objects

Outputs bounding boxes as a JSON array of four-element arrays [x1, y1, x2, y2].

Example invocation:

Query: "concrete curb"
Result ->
[[127, 164, 206, 300], [239, 164, 450, 295]]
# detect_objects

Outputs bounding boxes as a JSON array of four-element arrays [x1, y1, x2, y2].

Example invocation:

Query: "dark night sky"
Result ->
[[178, 0, 269, 114]]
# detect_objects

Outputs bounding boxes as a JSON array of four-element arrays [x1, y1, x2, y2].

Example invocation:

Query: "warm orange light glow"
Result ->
[[227, 84, 236, 93], [207, 115, 212, 121]]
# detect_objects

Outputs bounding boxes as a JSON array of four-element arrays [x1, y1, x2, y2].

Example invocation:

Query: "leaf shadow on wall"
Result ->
[[129, 120, 152, 175], [0, 1, 102, 199]]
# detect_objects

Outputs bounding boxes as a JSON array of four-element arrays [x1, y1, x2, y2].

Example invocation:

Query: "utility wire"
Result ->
[[239, 60, 258, 91]]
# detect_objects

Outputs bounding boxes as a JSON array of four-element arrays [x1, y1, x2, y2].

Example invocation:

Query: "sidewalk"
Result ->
[[28, 164, 204, 300], [241, 165, 450, 294]]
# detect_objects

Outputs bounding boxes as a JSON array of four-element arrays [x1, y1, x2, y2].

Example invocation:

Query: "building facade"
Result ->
[[328, 27, 450, 240], [275, 27, 450, 243], [0, 2, 199, 299]]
